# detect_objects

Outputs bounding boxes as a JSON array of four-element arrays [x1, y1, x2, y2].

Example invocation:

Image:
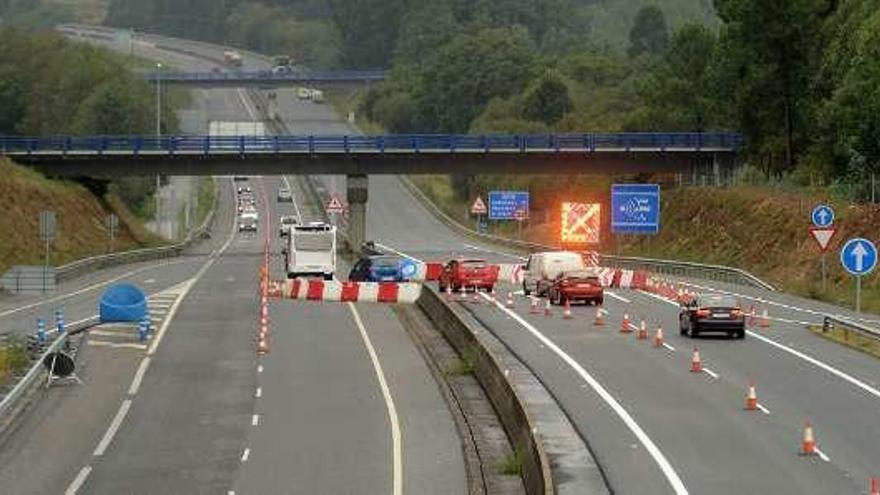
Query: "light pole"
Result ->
[[155, 62, 162, 229]]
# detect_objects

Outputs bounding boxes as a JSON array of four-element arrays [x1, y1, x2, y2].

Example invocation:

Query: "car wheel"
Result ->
[[735, 328, 746, 340], [522, 283, 531, 296], [439, 283, 447, 293], [453, 284, 461, 293], [690, 326, 700, 338], [597, 297, 604, 306]]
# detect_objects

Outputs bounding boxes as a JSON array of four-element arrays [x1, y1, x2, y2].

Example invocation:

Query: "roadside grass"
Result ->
[[809, 324, 880, 360], [0, 338, 30, 388], [447, 345, 477, 376], [196, 177, 218, 227], [497, 451, 523, 476]]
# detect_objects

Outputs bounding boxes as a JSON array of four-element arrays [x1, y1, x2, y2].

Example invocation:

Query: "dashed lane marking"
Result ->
[[703, 368, 720, 379], [93, 399, 132, 456], [240, 448, 250, 463], [606, 291, 631, 303], [87, 341, 148, 350], [64, 466, 92, 495]]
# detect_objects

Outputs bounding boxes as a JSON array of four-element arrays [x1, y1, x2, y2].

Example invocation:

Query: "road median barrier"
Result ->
[[418, 286, 610, 495]]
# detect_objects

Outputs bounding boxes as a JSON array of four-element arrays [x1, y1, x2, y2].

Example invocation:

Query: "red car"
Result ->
[[546, 270, 604, 305], [438, 259, 499, 293]]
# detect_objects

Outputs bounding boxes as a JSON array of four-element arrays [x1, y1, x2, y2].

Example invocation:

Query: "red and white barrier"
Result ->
[[270, 279, 421, 304]]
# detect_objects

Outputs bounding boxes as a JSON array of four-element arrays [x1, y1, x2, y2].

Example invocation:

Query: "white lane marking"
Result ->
[[462, 243, 527, 260], [236, 88, 259, 120], [703, 368, 720, 379], [255, 387, 262, 398], [815, 447, 830, 462], [64, 466, 92, 495], [257, 364, 264, 373], [241, 448, 250, 462], [143, 278, 156, 284], [346, 303, 403, 495], [638, 290, 880, 402], [93, 399, 132, 456], [756, 403, 771, 415], [662, 342, 676, 352], [606, 291, 631, 303], [0, 259, 189, 318], [251, 414, 260, 426], [128, 357, 151, 395], [480, 293, 689, 495], [88, 341, 148, 350], [373, 242, 414, 261], [282, 175, 303, 223], [88, 329, 134, 337], [638, 289, 679, 306]]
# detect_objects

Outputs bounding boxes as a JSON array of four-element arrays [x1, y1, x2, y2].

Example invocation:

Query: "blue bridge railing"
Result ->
[[144, 70, 388, 84], [0, 133, 743, 156]]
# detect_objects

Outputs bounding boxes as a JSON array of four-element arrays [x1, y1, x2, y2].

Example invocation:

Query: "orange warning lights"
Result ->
[[561, 202, 601, 244]]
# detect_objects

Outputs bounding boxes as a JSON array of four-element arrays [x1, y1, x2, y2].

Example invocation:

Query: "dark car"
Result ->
[[547, 270, 603, 305], [679, 294, 746, 339], [438, 259, 499, 293], [349, 255, 410, 282]]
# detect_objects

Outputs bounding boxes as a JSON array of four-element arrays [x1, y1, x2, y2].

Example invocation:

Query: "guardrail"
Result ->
[[821, 315, 880, 341], [398, 176, 775, 291], [0, 132, 744, 157], [0, 316, 99, 426]]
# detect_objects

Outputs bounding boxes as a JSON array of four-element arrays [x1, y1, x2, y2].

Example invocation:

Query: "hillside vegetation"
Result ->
[[0, 159, 162, 276]]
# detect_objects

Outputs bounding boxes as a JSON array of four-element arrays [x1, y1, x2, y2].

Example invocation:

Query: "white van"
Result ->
[[284, 222, 337, 280], [522, 251, 587, 297]]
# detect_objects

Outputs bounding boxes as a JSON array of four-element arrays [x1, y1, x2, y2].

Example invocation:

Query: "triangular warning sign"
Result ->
[[471, 196, 487, 215], [326, 196, 345, 213], [809, 226, 837, 253]]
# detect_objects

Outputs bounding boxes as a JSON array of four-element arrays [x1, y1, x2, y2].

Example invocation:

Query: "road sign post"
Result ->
[[470, 196, 488, 232], [810, 205, 836, 293], [840, 238, 878, 312], [39, 211, 56, 294], [106, 214, 119, 253]]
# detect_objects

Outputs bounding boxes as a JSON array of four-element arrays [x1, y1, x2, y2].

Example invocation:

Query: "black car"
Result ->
[[680, 294, 746, 339]]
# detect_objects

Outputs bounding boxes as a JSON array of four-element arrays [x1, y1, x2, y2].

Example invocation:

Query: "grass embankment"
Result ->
[[411, 175, 880, 313], [0, 158, 164, 276], [0, 339, 28, 389]]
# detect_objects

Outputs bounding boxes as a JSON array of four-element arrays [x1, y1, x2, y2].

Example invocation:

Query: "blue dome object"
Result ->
[[100, 284, 148, 322]]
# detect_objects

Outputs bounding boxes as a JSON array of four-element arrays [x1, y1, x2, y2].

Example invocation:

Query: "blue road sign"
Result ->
[[489, 191, 529, 220], [840, 238, 878, 276], [611, 184, 660, 234], [811, 204, 835, 227]]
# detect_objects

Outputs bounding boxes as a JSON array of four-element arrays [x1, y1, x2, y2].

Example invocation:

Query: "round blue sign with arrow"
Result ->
[[811, 204, 834, 227], [840, 238, 877, 276]]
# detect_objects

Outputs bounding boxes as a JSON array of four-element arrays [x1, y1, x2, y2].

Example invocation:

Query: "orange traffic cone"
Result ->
[[445, 285, 453, 299], [563, 299, 573, 319], [506, 292, 514, 308], [748, 306, 757, 327], [745, 381, 758, 411], [759, 309, 770, 328], [654, 326, 665, 347], [637, 320, 648, 340], [869, 477, 880, 495], [620, 313, 631, 333], [529, 297, 539, 314], [800, 421, 816, 455], [472, 287, 481, 304], [691, 346, 703, 373], [257, 335, 270, 355], [544, 299, 552, 317], [593, 307, 605, 326]]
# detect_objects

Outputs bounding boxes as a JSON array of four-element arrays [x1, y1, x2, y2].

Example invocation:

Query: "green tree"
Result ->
[[327, 0, 407, 68], [521, 70, 573, 125], [394, 1, 460, 66], [628, 5, 669, 57]]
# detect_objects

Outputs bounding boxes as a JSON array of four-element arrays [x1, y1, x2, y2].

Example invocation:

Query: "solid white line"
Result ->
[[255, 387, 262, 398], [703, 367, 720, 379], [240, 448, 250, 462], [639, 290, 880, 402], [346, 303, 403, 495], [282, 175, 303, 223], [93, 399, 132, 456], [606, 291, 631, 303], [128, 357, 151, 395], [638, 289, 679, 307], [480, 293, 689, 494], [373, 242, 416, 261], [662, 342, 676, 352], [257, 364, 264, 373], [462, 243, 527, 260], [251, 414, 259, 426], [88, 341, 148, 350], [64, 466, 92, 495], [815, 447, 830, 462], [88, 329, 133, 337], [756, 403, 771, 415]]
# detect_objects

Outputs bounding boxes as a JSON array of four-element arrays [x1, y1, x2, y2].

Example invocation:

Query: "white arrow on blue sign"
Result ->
[[840, 238, 877, 276], [811, 204, 834, 227]]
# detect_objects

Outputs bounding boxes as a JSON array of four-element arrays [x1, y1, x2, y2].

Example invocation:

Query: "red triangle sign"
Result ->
[[471, 196, 487, 215], [326, 196, 345, 213], [809, 226, 837, 252]]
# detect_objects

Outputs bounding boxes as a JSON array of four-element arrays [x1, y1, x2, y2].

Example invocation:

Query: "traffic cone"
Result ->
[[257, 334, 270, 355], [654, 326, 664, 347], [620, 313, 632, 333], [445, 285, 453, 299], [800, 421, 816, 455], [637, 320, 648, 340], [691, 346, 703, 373], [506, 292, 514, 308], [530, 297, 540, 314], [563, 299, 573, 319], [593, 307, 605, 326], [472, 287, 481, 305], [759, 309, 770, 328], [544, 299, 552, 317], [748, 306, 756, 327], [745, 381, 758, 411], [869, 477, 880, 495]]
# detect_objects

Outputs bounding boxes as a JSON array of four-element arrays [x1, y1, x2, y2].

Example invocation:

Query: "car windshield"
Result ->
[[699, 295, 738, 308]]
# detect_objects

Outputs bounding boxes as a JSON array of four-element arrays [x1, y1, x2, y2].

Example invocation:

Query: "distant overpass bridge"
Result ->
[[1, 133, 742, 178], [143, 70, 388, 88]]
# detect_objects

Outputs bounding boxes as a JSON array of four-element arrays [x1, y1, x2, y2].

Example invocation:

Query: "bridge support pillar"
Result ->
[[346, 174, 368, 251]]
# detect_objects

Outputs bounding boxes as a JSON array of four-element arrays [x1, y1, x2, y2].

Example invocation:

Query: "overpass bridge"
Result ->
[[143, 70, 388, 88], [2, 132, 742, 248]]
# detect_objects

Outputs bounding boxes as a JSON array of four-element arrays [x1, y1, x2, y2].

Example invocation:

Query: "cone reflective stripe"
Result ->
[[593, 307, 605, 326], [562, 299, 573, 319], [506, 292, 514, 308], [654, 326, 664, 347], [745, 382, 758, 411], [544, 299, 552, 317], [257, 336, 270, 354], [489, 289, 497, 304], [801, 421, 816, 455], [620, 313, 632, 333], [637, 320, 648, 340], [691, 346, 703, 372], [472, 287, 481, 304], [445, 285, 453, 298], [748, 306, 757, 327], [759, 309, 770, 328], [530, 297, 540, 314]]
